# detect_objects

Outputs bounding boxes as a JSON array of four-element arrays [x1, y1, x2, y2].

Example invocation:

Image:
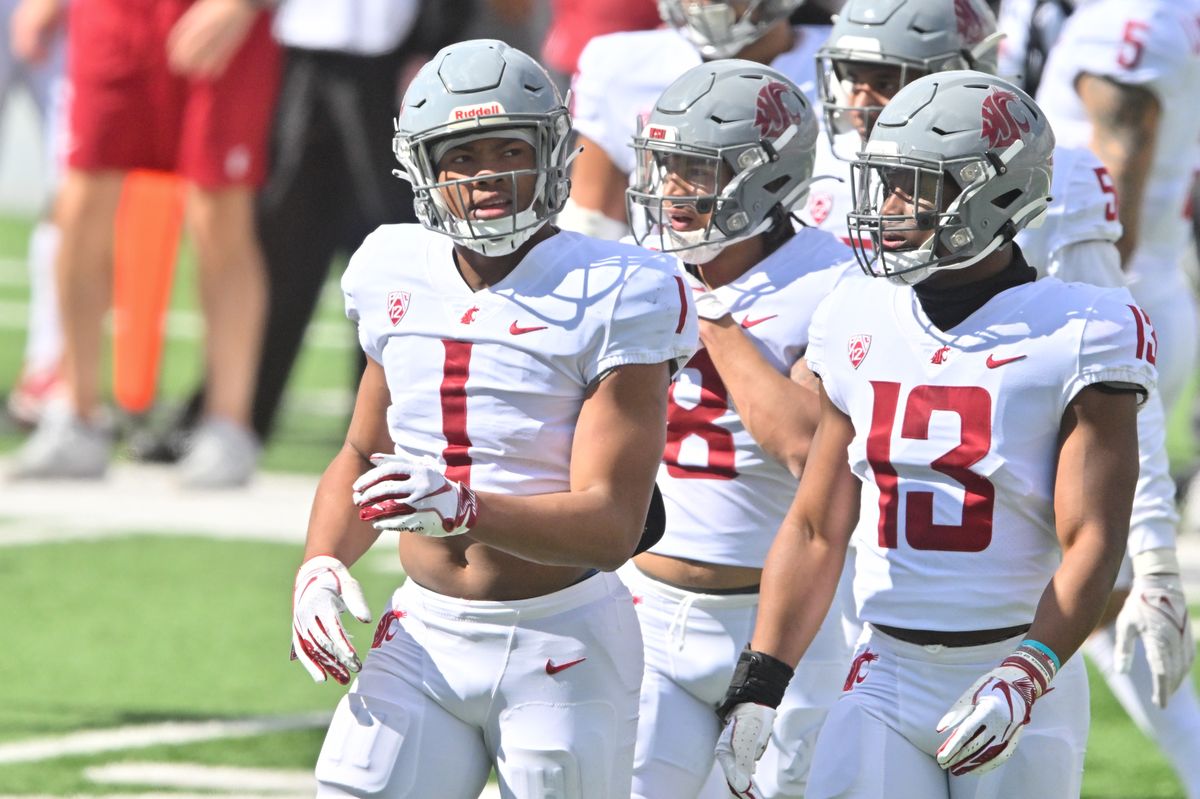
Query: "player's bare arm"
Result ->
[[1029, 384, 1140, 662], [301, 359, 392, 566], [702, 319, 819, 479], [750, 384, 861, 667], [291, 359, 393, 685], [712, 383, 859, 794], [1076, 74, 1160, 266], [464, 361, 670, 569]]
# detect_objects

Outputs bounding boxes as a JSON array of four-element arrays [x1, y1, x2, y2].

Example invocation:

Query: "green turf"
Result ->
[[1, 536, 398, 741]]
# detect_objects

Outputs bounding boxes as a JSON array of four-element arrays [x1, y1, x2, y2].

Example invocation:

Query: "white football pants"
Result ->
[[315, 572, 643, 799], [618, 559, 856, 799], [806, 625, 1090, 799]]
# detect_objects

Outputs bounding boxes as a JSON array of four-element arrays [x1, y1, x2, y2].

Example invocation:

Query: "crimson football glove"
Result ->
[[935, 643, 1057, 775], [353, 453, 479, 537], [291, 555, 372, 684], [1115, 548, 1196, 709]]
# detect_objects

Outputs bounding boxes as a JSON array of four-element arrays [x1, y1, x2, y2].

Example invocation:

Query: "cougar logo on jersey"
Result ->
[[980, 88, 1031, 150], [387, 291, 411, 325], [954, 0, 987, 46], [848, 334, 872, 369], [754, 81, 803, 140]]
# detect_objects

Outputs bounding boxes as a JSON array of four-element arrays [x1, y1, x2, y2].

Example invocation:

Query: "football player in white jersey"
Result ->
[[715, 72, 1162, 797], [806, 0, 1005, 244], [288, 40, 696, 799], [1037, 0, 1200, 413], [622, 61, 856, 799], [561, 0, 830, 240], [812, 2, 1200, 792]]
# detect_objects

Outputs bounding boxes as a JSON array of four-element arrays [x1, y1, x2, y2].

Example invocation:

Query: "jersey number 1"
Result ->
[[866, 381, 994, 552]]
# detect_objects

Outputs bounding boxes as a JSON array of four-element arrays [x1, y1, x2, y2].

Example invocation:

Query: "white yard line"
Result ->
[[84, 762, 312, 792], [0, 714, 331, 766], [80, 762, 504, 798]]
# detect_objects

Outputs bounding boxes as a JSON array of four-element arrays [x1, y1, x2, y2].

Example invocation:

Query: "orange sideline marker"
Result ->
[[112, 170, 186, 414]]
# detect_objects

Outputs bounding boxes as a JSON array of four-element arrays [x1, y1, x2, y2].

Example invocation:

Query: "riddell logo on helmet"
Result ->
[[980, 88, 1031, 149], [449, 102, 506, 121]]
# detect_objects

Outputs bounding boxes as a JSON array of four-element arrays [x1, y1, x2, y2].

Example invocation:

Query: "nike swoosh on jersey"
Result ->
[[545, 657, 587, 674], [741, 314, 778, 329], [510, 321, 549, 335], [985, 354, 1027, 369]]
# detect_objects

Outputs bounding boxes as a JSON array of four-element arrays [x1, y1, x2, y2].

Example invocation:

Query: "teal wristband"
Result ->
[[1021, 638, 1061, 671]]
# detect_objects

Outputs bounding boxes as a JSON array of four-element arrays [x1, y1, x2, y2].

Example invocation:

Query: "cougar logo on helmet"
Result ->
[[754, 81, 803, 139], [954, 0, 987, 46], [980, 88, 1031, 149]]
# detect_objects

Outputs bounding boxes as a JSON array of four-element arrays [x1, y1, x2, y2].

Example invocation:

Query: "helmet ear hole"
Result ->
[[991, 189, 1022, 209]]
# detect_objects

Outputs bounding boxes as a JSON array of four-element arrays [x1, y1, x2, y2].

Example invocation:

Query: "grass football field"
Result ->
[[0, 213, 1197, 797]]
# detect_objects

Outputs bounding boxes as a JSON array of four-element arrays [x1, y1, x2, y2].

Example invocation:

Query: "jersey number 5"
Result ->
[[867, 381, 994, 552]]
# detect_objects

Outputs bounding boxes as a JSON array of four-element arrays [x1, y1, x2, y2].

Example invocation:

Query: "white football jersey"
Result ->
[[798, 129, 859, 245], [1016, 144, 1123, 275], [1036, 0, 1200, 282], [652, 228, 856, 568], [572, 25, 830, 176], [343, 227, 698, 496], [806, 274, 1157, 630]]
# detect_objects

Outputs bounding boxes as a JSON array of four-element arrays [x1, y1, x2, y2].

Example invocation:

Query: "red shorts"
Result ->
[[66, 0, 281, 188]]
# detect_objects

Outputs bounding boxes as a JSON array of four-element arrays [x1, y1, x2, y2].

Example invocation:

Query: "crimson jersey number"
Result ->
[[866, 381, 994, 552], [663, 350, 737, 479], [439, 340, 473, 484]]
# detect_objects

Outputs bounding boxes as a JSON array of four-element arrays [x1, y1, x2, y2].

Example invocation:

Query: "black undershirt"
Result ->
[[913, 244, 1037, 332]]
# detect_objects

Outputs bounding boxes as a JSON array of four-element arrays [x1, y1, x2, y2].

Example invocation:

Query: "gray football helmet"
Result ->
[[817, 0, 1002, 139], [626, 59, 819, 264], [658, 0, 804, 59], [847, 70, 1053, 285], [392, 40, 574, 256]]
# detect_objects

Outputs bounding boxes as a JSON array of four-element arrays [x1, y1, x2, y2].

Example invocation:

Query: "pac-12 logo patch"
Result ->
[[980, 88, 1031, 149], [387, 291, 411, 326], [848, 334, 872, 369], [807, 191, 833, 225]]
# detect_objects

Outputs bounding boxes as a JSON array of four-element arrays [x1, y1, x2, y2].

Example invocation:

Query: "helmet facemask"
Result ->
[[627, 138, 790, 265], [393, 111, 575, 257], [658, 0, 800, 59], [848, 153, 1011, 285]]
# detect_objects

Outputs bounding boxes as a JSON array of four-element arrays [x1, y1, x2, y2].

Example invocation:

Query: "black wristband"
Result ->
[[716, 646, 795, 720]]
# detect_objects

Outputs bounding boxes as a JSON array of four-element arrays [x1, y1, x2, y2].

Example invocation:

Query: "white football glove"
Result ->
[[291, 555, 372, 684], [353, 453, 479, 537], [682, 270, 731, 321], [1114, 548, 1196, 709], [935, 644, 1055, 776], [714, 703, 775, 798]]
